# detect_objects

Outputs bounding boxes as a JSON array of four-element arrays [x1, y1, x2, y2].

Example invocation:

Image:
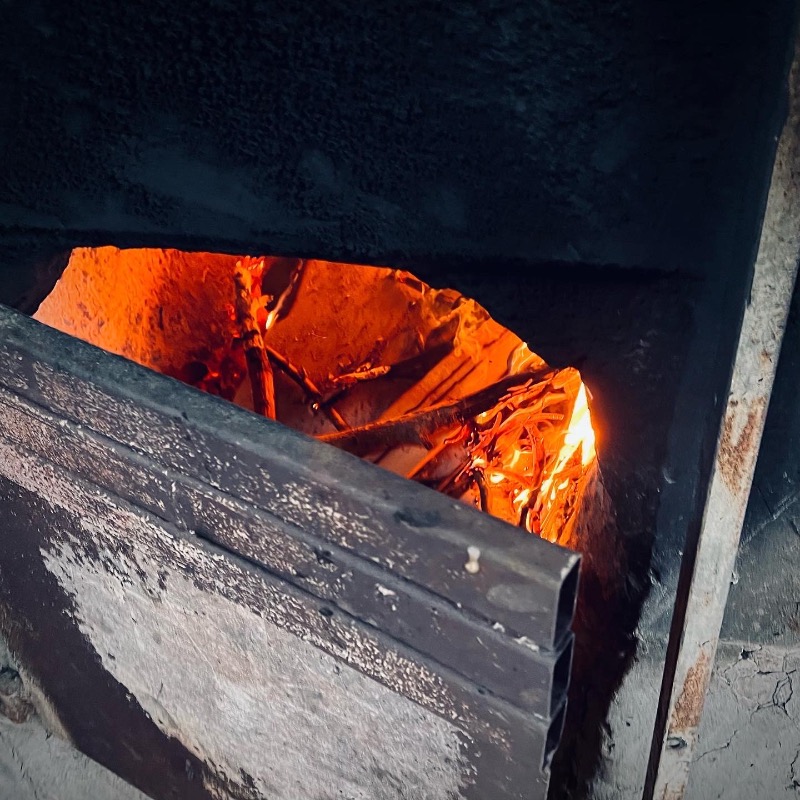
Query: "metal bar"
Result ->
[[0, 304, 579, 650], [647, 30, 800, 800]]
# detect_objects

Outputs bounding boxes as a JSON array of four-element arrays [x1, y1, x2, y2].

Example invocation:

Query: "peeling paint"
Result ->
[[42, 535, 469, 800]]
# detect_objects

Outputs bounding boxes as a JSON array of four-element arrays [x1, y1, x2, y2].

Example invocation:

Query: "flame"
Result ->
[[458, 357, 597, 543], [566, 383, 596, 468], [534, 382, 597, 542]]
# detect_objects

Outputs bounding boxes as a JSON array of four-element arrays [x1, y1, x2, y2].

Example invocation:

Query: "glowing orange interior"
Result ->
[[34, 247, 598, 546]]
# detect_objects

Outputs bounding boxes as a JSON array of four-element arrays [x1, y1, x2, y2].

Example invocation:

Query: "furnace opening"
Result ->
[[34, 246, 603, 547]]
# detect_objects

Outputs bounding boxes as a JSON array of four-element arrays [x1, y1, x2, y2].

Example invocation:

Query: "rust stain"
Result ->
[[717, 398, 766, 494], [670, 651, 710, 731]]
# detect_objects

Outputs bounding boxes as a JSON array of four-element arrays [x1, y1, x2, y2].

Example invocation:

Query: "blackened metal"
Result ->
[[0, 305, 579, 652], [0, 381, 572, 717], [0, 304, 579, 799]]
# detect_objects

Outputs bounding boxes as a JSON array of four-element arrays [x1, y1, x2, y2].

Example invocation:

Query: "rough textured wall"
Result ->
[[0, 0, 795, 302]]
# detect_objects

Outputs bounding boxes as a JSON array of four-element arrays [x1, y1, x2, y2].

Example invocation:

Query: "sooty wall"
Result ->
[[0, 1, 794, 298]]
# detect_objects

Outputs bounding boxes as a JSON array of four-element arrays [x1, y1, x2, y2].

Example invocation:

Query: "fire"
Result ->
[[34, 247, 599, 546], [535, 383, 597, 543]]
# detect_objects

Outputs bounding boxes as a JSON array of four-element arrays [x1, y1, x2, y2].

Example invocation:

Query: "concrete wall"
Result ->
[[0, 0, 795, 301]]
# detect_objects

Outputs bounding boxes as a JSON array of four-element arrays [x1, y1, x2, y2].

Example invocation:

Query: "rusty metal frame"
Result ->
[[647, 30, 800, 800]]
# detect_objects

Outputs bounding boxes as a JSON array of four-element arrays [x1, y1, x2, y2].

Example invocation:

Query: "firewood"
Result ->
[[265, 346, 349, 431], [322, 341, 455, 405], [319, 368, 556, 457], [233, 260, 276, 419]]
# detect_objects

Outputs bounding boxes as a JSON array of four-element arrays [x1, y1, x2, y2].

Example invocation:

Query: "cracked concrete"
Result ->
[[686, 644, 800, 799], [683, 512, 800, 800]]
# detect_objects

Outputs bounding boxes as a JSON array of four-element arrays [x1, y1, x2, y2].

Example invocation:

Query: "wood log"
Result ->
[[233, 262, 276, 419], [265, 346, 349, 431], [319, 368, 556, 457]]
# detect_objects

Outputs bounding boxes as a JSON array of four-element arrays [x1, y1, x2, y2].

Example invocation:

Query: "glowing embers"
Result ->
[[34, 247, 599, 545]]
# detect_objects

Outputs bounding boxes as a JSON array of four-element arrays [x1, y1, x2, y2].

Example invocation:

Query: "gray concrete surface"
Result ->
[[0, 714, 149, 800]]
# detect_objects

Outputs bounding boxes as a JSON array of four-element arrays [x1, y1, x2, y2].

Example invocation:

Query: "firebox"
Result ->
[[0, 242, 685, 800], [34, 246, 603, 547], [0, 2, 798, 800], [13, 244, 615, 796], [0, 276, 582, 800]]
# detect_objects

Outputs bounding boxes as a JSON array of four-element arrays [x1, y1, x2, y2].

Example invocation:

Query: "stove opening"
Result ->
[[33, 246, 605, 547]]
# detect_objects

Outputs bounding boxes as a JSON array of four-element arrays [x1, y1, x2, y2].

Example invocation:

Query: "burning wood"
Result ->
[[232, 257, 276, 419], [33, 247, 602, 546], [319, 369, 556, 456]]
